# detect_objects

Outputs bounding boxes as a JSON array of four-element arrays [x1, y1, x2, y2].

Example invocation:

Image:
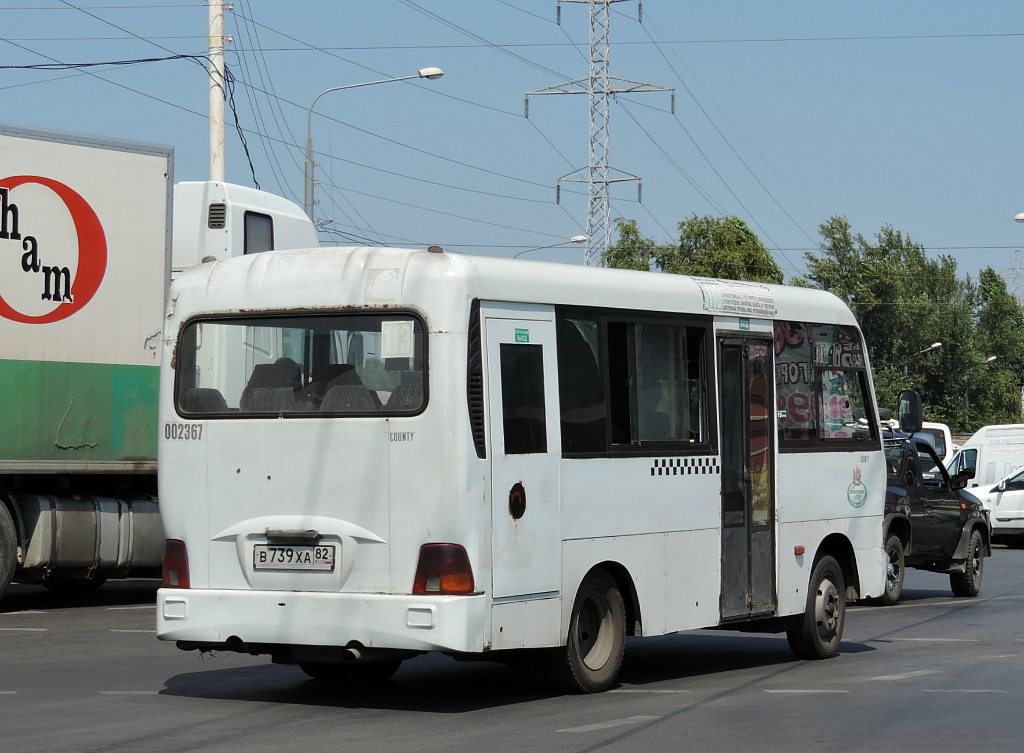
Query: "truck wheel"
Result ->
[[880, 535, 905, 606], [299, 660, 402, 684], [542, 571, 626, 693], [950, 529, 984, 597], [787, 555, 845, 660], [0, 503, 16, 601]]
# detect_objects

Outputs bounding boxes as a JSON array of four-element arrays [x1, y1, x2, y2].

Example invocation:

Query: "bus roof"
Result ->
[[169, 245, 858, 328]]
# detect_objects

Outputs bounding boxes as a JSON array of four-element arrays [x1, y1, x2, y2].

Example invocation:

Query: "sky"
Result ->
[[2, 0, 1023, 283]]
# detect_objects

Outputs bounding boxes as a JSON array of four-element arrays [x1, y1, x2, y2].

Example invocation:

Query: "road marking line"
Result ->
[[609, 689, 690, 694], [0, 628, 46, 632], [109, 629, 157, 634], [99, 691, 160, 696], [0, 610, 45, 616], [866, 670, 940, 681], [558, 715, 658, 733], [923, 689, 1006, 694], [888, 638, 978, 642], [0, 691, 16, 695], [982, 654, 1023, 659], [107, 605, 156, 611], [764, 689, 849, 694]]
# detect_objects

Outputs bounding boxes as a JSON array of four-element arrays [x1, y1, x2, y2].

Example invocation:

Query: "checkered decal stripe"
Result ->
[[650, 457, 720, 476]]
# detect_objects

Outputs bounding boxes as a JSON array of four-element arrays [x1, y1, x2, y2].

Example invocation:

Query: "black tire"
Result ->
[[299, 659, 402, 684], [787, 555, 846, 660], [542, 571, 626, 693], [879, 535, 905, 606], [41, 576, 108, 598], [950, 529, 984, 597], [0, 503, 16, 601]]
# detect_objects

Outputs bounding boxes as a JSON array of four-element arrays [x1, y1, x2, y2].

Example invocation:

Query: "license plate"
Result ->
[[253, 544, 336, 572]]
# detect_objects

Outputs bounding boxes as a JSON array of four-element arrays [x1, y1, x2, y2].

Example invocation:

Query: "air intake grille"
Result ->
[[207, 203, 227, 229], [467, 299, 486, 459]]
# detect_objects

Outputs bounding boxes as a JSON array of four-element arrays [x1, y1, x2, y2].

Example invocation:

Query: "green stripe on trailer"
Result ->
[[0, 359, 159, 463]]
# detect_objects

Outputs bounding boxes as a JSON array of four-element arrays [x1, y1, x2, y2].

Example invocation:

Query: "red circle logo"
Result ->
[[0, 176, 107, 324]]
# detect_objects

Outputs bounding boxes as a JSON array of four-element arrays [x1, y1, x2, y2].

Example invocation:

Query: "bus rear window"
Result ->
[[175, 313, 426, 417]]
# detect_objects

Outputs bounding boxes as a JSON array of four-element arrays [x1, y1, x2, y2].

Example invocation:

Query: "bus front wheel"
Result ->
[[787, 555, 845, 660], [543, 571, 626, 693]]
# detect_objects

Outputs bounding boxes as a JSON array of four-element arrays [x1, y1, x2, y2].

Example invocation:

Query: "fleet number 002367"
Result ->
[[164, 423, 203, 441]]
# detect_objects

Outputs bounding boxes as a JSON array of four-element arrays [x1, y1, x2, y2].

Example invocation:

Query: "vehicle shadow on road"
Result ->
[[159, 631, 876, 711], [0, 579, 159, 613]]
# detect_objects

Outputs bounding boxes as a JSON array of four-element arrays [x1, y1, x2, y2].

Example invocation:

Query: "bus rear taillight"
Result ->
[[413, 544, 475, 595], [162, 539, 190, 589]]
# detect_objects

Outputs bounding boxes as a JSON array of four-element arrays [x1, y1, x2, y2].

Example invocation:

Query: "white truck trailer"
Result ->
[[0, 123, 316, 600]]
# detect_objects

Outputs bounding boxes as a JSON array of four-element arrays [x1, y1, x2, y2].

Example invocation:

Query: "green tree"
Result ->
[[603, 215, 783, 284], [805, 215, 1006, 431]]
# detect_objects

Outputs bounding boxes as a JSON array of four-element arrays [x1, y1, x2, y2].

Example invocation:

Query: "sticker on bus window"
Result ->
[[381, 320, 415, 359]]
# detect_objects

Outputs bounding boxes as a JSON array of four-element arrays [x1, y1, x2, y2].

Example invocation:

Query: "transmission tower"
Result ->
[[526, 0, 672, 265]]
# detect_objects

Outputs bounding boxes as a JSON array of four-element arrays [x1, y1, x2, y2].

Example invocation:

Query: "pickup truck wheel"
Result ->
[[950, 529, 984, 597], [0, 504, 17, 601], [880, 535, 905, 606], [787, 555, 845, 660]]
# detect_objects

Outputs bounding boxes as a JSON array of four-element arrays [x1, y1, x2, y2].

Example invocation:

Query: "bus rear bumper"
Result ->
[[156, 588, 488, 654]]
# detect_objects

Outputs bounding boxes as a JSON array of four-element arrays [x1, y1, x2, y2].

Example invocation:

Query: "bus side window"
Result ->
[[500, 343, 548, 454]]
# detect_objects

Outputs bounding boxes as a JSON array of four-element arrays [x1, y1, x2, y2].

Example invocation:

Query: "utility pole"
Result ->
[[208, 0, 227, 182], [526, 0, 672, 265]]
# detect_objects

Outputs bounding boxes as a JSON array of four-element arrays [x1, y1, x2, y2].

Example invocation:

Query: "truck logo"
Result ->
[[0, 176, 107, 324]]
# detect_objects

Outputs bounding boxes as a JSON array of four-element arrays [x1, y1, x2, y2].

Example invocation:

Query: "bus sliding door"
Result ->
[[719, 337, 776, 621]]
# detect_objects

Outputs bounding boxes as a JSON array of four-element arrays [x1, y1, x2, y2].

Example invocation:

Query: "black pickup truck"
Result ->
[[880, 435, 991, 605]]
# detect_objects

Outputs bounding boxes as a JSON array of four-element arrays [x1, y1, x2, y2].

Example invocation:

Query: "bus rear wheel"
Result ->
[[543, 571, 626, 693], [787, 555, 845, 660]]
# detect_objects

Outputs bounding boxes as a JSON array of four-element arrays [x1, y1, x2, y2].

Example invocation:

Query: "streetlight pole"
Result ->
[[304, 67, 444, 221], [514, 235, 588, 258], [965, 355, 998, 417], [903, 342, 942, 377]]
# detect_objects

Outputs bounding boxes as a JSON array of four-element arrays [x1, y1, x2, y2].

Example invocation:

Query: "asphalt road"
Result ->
[[2, 548, 1022, 753]]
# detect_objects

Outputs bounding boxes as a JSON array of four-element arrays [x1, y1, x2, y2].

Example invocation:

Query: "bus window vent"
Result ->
[[207, 202, 227, 229], [467, 299, 486, 459]]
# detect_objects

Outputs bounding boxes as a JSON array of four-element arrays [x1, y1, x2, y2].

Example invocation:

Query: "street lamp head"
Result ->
[[987, 355, 998, 363], [930, 342, 942, 350], [1015, 213, 1024, 223], [418, 67, 444, 80], [570, 235, 587, 243]]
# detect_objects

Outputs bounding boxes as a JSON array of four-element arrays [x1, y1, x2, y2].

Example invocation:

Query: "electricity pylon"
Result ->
[[526, 0, 672, 265]]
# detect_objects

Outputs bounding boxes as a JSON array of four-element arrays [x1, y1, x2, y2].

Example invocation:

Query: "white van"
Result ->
[[916, 422, 955, 465], [948, 424, 1024, 489]]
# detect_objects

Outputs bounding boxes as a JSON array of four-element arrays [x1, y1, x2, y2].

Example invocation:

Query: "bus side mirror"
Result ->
[[897, 390, 923, 434]]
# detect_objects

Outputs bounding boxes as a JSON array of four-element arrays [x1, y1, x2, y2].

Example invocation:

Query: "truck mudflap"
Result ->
[[13, 494, 164, 574]]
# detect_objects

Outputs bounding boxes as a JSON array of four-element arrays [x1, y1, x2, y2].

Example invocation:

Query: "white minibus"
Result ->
[[156, 246, 886, 692]]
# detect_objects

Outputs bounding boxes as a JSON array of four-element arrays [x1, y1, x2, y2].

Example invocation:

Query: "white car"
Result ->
[[963, 468, 1024, 548]]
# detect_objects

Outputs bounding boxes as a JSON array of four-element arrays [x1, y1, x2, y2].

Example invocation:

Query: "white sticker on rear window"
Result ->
[[381, 320, 415, 359]]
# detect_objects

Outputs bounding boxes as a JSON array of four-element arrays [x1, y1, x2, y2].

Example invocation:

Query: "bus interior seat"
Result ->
[[241, 363, 297, 412], [320, 384, 379, 412], [180, 387, 228, 414], [385, 384, 423, 411]]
